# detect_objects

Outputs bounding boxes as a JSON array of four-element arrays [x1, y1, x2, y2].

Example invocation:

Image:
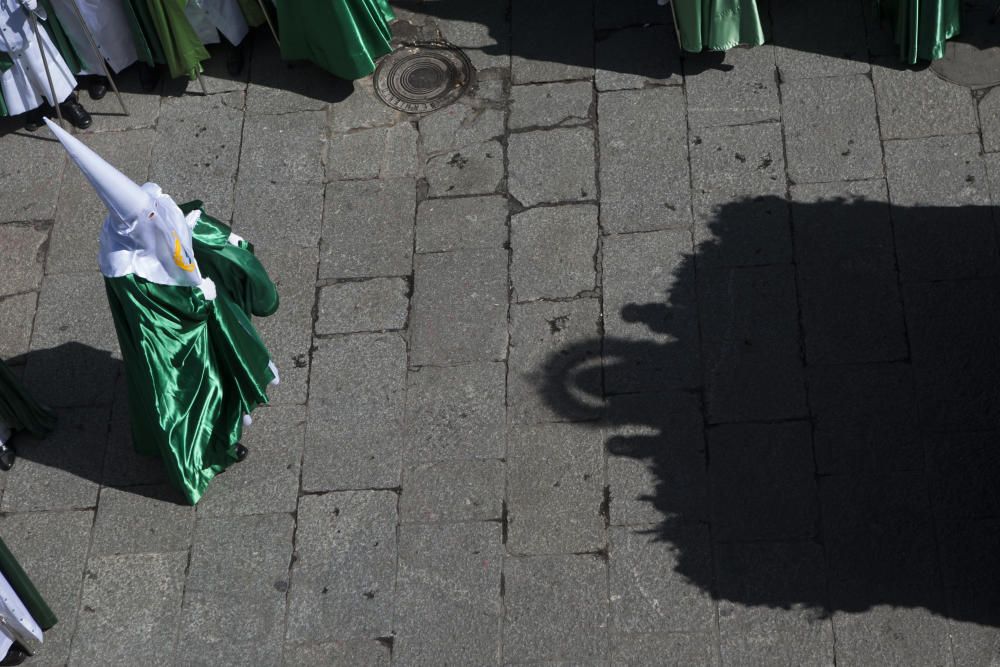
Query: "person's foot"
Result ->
[[0, 442, 15, 472], [87, 76, 108, 101], [59, 96, 92, 129], [0, 643, 29, 666], [234, 443, 248, 462], [137, 62, 160, 92], [23, 107, 45, 131]]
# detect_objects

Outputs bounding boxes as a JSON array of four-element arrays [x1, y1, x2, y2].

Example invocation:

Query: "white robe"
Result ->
[[0, 0, 76, 115], [0, 571, 43, 657], [47, 0, 139, 74], [184, 0, 249, 47]]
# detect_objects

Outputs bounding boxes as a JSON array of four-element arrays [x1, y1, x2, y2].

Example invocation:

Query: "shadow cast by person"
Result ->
[[403, 0, 999, 78], [4, 342, 186, 504], [538, 195, 1000, 635]]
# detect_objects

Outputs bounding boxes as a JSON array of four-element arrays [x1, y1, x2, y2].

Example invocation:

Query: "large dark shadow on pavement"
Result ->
[[539, 196, 1000, 630], [5, 342, 183, 503]]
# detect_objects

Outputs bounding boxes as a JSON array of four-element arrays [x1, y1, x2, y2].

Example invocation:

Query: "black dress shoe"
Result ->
[[0, 644, 28, 666], [137, 62, 160, 92], [87, 76, 108, 101], [59, 96, 92, 129], [23, 107, 44, 131], [235, 443, 248, 462], [0, 442, 15, 472]]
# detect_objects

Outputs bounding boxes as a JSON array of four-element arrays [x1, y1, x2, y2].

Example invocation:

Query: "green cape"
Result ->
[[105, 204, 278, 505], [275, 0, 395, 80]]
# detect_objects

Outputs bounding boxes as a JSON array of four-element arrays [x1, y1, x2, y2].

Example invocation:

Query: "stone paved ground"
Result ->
[[2, 0, 1000, 664]]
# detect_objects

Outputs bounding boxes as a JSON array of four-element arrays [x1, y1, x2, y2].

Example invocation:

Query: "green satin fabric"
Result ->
[[0, 360, 56, 439], [879, 0, 960, 64], [236, 0, 267, 28], [0, 538, 57, 632], [275, 0, 395, 80], [105, 205, 278, 505], [144, 0, 210, 80], [673, 0, 765, 52], [122, 0, 167, 67]]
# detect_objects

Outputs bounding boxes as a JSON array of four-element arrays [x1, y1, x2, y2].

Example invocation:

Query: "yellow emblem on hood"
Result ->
[[172, 233, 197, 272]]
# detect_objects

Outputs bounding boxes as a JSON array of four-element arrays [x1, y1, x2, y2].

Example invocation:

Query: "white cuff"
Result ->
[[199, 277, 217, 301], [227, 232, 245, 246]]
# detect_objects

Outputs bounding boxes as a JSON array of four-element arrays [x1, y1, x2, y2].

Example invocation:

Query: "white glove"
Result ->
[[19, 0, 38, 11], [199, 277, 217, 301], [227, 232, 245, 247]]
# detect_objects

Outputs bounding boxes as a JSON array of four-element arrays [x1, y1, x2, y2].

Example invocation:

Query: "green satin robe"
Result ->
[[671, 0, 958, 62], [879, 0, 960, 64], [122, 0, 168, 67], [275, 0, 395, 80], [0, 538, 56, 632], [143, 0, 210, 80], [105, 204, 278, 505], [673, 0, 765, 52], [0, 361, 56, 440]]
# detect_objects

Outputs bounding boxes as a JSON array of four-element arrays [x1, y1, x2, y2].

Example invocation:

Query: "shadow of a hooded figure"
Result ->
[[538, 195, 1000, 658]]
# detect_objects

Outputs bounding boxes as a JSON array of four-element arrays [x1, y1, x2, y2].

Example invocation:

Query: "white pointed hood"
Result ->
[[44, 118, 150, 224], [45, 118, 204, 288]]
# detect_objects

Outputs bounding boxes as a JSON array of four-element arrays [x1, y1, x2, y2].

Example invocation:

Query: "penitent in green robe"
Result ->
[[878, 0, 960, 64], [672, 0, 765, 52], [105, 203, 278, 505], [0, 361, 56, 440], [275, 0, 395, 80]]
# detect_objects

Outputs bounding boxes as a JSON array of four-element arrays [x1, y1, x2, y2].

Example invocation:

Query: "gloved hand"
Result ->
[[19, 0, 38, 11], [227, 232, 245, 247], [199, 277, 217, 301]]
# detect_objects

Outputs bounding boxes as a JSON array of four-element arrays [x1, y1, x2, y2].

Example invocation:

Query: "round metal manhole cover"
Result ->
[[374, 42, 474, 113]]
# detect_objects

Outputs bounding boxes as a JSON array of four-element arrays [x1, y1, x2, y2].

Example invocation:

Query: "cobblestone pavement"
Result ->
[[2, 0, 1000, 664]]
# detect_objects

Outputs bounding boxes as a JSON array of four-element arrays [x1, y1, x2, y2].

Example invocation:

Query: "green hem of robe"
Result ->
[[673, 0, 766, 52], [879, 0, 961, 64], [0, 538, 57, 632], [145, 0, 210, 80], [276, 0, 395, 80]]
